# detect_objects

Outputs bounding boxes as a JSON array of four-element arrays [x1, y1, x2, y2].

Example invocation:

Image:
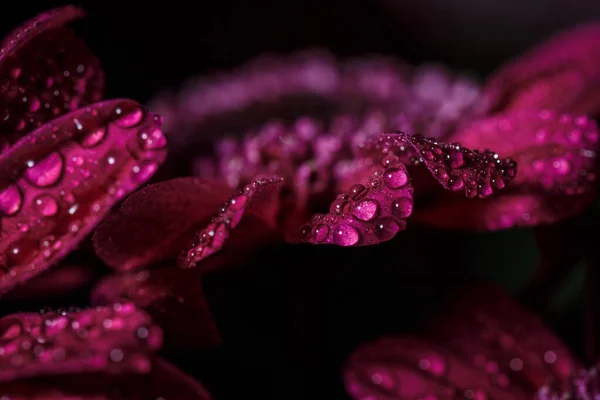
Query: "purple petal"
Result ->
[[0, 99, 167, 294], [93, 178, 235, 272], [294, 132, 516, 246], [484, 23, 600, 116], [92, 267, 222, 351], [0, 6, 104, 146], [431, 111, 598, 229], [0, 304, 162, 384]]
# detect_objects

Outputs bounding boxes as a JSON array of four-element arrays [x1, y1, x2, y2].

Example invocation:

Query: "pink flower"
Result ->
[[344, 284, 589, 400], [0, 6, 167, 295], [0, 304, 211, 398]]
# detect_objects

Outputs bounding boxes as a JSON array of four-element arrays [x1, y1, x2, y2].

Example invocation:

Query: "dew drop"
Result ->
[[334, 224, 360, 246], [0, 185, 22, 216], [348, 184, 368, 200], [115, 109, 144, 128], [24, 152, 63, 187], [329, 199, 348, 215], [79, 127, 106, 148], [391, 197, 413, 218], [374, 218, 402, 241], [131, 161, 158, 184], [446, 149, 464, 168], [34, 194, 59, 217], [383, 168, 408, 189], [351, 199, 379, 221], [552, 158, 570, 175], [138, 128, 167, 150], [312, 224, 329, 242]]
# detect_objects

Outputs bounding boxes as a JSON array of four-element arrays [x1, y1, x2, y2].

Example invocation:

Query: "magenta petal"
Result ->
[[484, 23, 600, 115], [0, 6, 104, 145], [344, 335, 529, 400], [435, 111, 598, 229], [179, 176, 284, 269], [92, 267, 221, 351], [0, 99, 167, 294], [93, 178, 234, 272], [0, 304, 162, 384], [426, 285, 583, 393], [295, 132, 516, 246]]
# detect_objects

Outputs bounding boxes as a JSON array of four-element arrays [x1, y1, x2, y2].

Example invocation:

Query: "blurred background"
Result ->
[[2, 0, 600, 398]]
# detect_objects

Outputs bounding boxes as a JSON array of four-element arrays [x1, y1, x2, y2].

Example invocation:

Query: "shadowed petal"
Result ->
[[484, 23, 600, 116], [0, 304, 162, 384], [344, 336, 530, 400], [294, 132, 516, 246], [92, 266, 221, 351], [0, 6, 104, 146], [0, 99, 167, 294], [433, 111, 598, 229], [179, 176, 283, 268], [93, 178, 234, 272], [344, 285, 583, 400]]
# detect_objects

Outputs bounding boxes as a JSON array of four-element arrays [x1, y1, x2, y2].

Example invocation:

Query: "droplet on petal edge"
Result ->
[[0, 304, 162, 384], [178, 176, 284, 269], [0, 99, 167, 295], [295, 132, 516, 246], [0, 5, 105, 144]]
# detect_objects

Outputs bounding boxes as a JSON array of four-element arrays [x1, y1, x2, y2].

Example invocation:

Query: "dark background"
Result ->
[[2, 1, 600, 398]]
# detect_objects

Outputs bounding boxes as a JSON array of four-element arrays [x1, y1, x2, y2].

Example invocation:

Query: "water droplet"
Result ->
[[383, 168, 408, 189], [115, 109, 144, 128], [391, 197, 413, 218], [79, 127, 106, 148], [330, 199, 348, 214], [24, 152, 63, 187], [348, 184, 367, 200], [374, 218, 401, 241], [0, 185, 22, 216], [351, 199, 379, 221], [131, 161, 158, 183], [446, 149, 464, 168], [312, 224, 329, 242], [138, 128, 167, 150], [6, 239, 38, 267], [334, 224, 359, 246], [34, 194, 59, 217], [552, 158, 570, 175]]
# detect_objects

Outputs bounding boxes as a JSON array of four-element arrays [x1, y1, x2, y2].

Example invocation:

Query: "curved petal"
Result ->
[[344, 285, 583, 400], [93, 178, 234, 271], [0, 358, 212, 399], [179, 176, 284, 268], [426, 284, 583, 393], [484, 23, 600, 116], [434, 111, 598, 229], [294, 132, 516, 246], [0, 6, 104, 146], [91, 266, 221, 351], [0, 99, 167, 294], [0, 304, 162, 384], [344, 335, 530, 400]]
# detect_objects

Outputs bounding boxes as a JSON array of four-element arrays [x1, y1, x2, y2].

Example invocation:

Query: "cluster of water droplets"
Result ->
[[536, 366, 600, 400], [0, 303, 162, 384], [0, 100, 166, 293], [0, 5, 103, 145], [179, 176, 284, 268]]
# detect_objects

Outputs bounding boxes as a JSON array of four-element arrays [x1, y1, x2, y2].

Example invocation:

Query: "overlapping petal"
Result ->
[[0, 6, 104, 147], [92, 266, 222, 351], [0, 99, 167, 294], [344, 285, 583, 400], [294, 132, 516, 245], [424, 110, 598, 229], [484, 23, 600, 116], [0, 305, 211, 398]]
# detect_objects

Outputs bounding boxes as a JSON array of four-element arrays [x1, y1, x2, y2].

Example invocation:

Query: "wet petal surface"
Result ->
[[295, 132, 516, 245], [484, 23, 600, 116], [0, 99, 167, 294], [0, 303, 162, 384], [0, 6, 104, 146]]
